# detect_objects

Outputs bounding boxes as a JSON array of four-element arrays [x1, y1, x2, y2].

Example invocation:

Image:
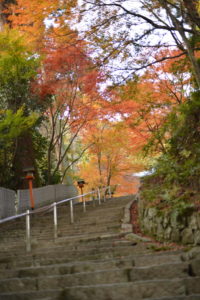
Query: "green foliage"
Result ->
[[0, 107, 37, 188], [141, 92, 200, 214], [0, 29, 50, 189], [0, 107, 37, 142], [147, 244, 172, 252], [0, 29, 40, 112]]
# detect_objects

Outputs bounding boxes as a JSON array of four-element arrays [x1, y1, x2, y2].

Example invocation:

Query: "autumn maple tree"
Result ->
[[79, 0, 200, 87], [34, 34, 100, 184], [0, 0, 102, 188], [0, 0, 199, 207], [77, 118, 142, 194]]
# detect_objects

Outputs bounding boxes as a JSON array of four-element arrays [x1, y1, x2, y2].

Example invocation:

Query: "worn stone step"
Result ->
[[1, 194, 197, 300], [0, 250, 181, 272], [129, 262, 189, 280], [2, 252, 182, 276], [60, 277, 200, 300], [58, 279, 188, 300], [0, 268, 131, 292], [0, 257, 135, 279], [0, 229, 124, 251], [0, 243, 138, 262], [145, 296, 200, 300], [0, 245, 146, 264], [0, 216, 122, 233], [0, 262, 191, 292], [0, 214, 123, 240], [0, 289, 61, 300], [1, 281, 199, 300], [0, 238, 132, 253]]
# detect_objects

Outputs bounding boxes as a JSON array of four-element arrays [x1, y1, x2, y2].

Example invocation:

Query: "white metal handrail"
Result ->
[[0, 185, 114, 252]]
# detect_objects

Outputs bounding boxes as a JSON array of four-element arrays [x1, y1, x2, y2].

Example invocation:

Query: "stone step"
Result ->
[[0, 261, 190, 286], [0, 197, 131, 227], [53, 279, 196, 300], [145, 296, 200, 300], [1, 282, 200, 300], [129, 262, 189, 280], [0, 268, 130, 292], [0, 239, 179, 261], [0, 257, 135, 279], [1, 195, 198, 300], [0, 213, 123, 238], [0, 228, 124, 249], [0, 214, 122, 231], [0, 242, 137, 260], [0, 270, 197, 295], [1, 251, 182, 272], [0, 289, 61, 300], [0, 238, 132, 253], [0, 245, 179, 270], [0, 245, 148, 265]]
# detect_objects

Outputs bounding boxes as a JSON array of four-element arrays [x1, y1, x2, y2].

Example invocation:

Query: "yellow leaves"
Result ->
[[6, 0, 78, 49]]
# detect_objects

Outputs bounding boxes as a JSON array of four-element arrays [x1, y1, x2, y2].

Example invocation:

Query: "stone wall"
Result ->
[[138, 196, 200, 245]]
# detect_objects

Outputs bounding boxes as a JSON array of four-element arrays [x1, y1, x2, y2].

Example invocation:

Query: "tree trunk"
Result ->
[[183, 0, 200, 28], [12, 131, 39, 190]]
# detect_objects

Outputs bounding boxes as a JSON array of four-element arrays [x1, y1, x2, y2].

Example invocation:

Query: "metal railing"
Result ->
[[0, 186, 113, 252]]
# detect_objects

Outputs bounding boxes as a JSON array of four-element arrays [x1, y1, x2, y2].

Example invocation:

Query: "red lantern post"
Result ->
[[23, 168, 35, 210], [77, 180, 85, 202]]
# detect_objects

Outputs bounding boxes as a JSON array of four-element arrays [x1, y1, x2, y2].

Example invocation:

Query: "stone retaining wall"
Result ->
[[138, 196, 200, 245]]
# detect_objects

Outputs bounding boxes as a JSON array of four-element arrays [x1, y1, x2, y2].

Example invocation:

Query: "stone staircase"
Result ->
[[0, 195, 199, 300]]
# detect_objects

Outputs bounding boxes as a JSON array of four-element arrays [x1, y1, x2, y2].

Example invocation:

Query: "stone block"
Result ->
[[121, 223, 133, 233], [170, 211, 186, 229], [181, 246, 200, 261], [196, 213, 200, 229], [156, 222, 164, 240], [144, 209, 149, 218], [148, 207, 157, 219], [194, 230, 200, 245], [164, 226, 172, 240], [189, 259, 200, 276], [163, 215, 170, 229], [171, 228, 181, 243], [181, 228, 194, 244], [142, 217, 150, 231], [188, 215, 198, 230], [170, 211, 178, 228]]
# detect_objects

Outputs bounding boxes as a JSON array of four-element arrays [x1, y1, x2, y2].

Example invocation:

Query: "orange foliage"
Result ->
[[5, 0, 77, 47], [77, 121, 139, 194], [102, 49, 189, 154]]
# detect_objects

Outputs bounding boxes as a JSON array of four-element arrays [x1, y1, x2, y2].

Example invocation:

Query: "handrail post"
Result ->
[[26, 210, 31, 252], [97, 188, 101, 205], [70, 200, 74, 223], [53, 202, 57, 240], [103, 187, 106, 202], [108, 186, 112, 198], [92, 189, 95, 207], [83, 195, 86, 212]]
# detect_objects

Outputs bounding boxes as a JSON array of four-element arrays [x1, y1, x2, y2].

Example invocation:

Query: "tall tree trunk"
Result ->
[[183, 0, 200, 28], [12, 131, 39, 190], [159, 0, 200, 89]]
